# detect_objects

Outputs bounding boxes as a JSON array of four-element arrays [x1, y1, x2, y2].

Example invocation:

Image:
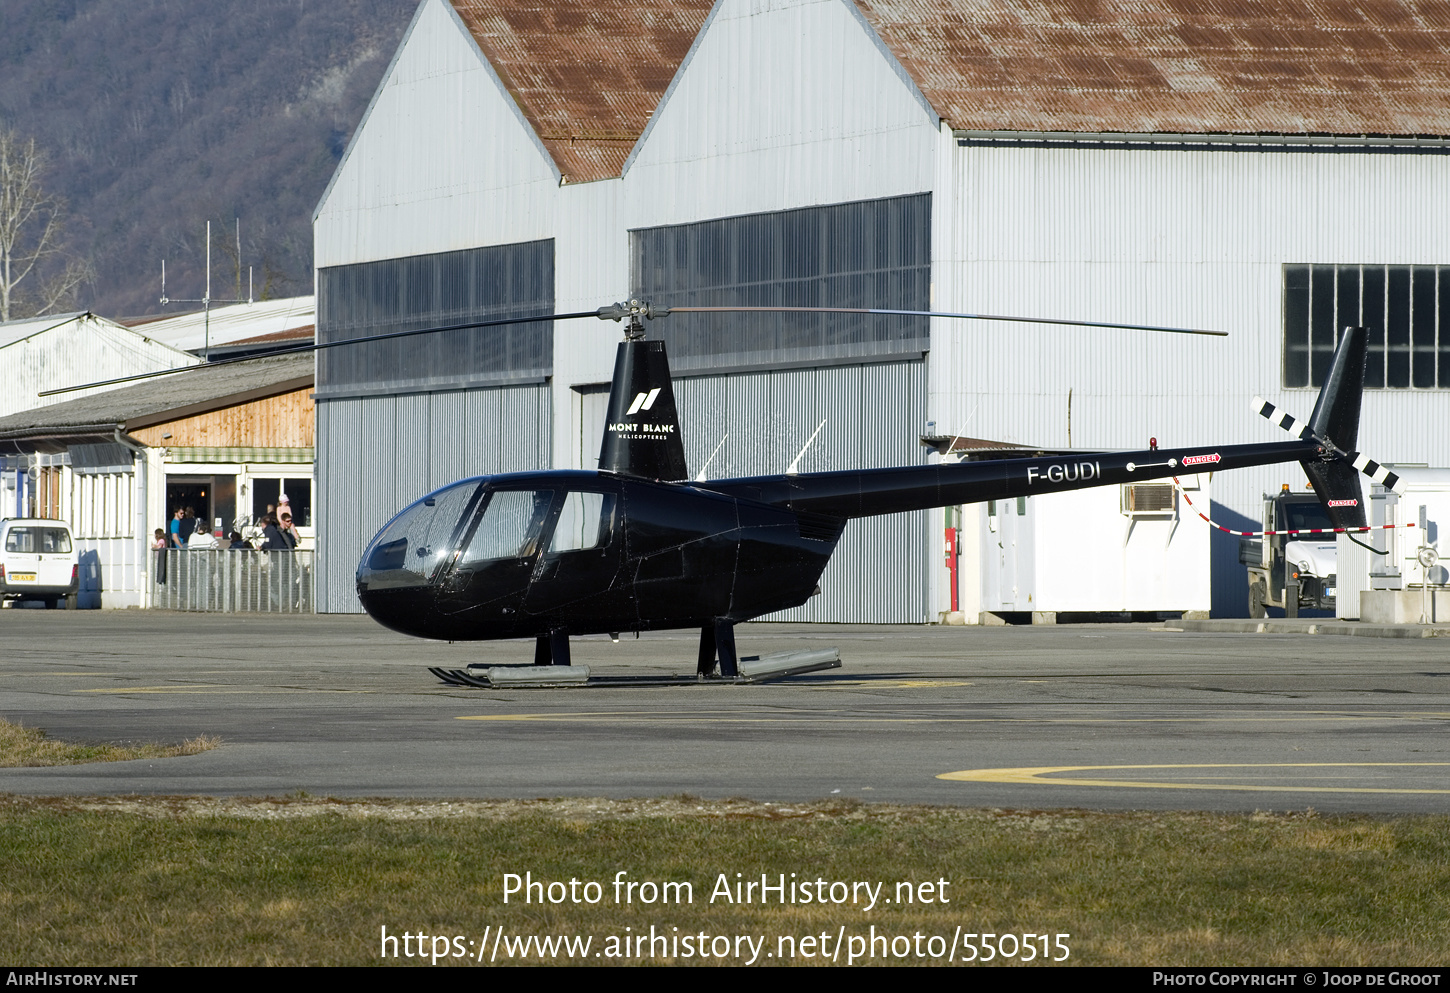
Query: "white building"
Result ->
[[0, 311, 198, 421], [0, 355, 314, 608], [311, 0, 1450, 620], [126, 296, 315, 359]]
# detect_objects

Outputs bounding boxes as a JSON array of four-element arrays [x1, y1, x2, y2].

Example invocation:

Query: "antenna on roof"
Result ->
[[158, 219, 252, 361]]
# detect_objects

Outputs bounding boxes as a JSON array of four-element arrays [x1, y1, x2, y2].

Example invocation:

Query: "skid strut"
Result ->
[[534, 628, 572, 665], [696, 618, 739, 678]]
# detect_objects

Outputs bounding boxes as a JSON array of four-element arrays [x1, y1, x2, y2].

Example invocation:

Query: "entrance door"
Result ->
[[166, 477, 211, 541]]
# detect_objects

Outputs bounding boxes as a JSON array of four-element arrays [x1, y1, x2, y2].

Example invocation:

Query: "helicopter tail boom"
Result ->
[[699, 323, 1376, 526]]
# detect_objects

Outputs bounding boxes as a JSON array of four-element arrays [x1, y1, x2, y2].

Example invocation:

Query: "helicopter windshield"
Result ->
[[357, 480, 485, 590], [358, 482, 620, 591]]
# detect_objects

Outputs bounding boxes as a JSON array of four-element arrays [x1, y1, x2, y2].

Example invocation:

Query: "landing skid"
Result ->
[[428, 647, 841, 688]]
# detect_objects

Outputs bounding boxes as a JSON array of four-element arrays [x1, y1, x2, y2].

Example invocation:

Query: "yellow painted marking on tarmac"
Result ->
[[938, 763, 1450, 795], [76, 686, 374, 695], [1, 671, 127, 677]]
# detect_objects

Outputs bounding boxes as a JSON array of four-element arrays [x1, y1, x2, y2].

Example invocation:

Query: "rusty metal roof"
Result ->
[[854, 0, 1450, 135], [450, 0, 713, 183]]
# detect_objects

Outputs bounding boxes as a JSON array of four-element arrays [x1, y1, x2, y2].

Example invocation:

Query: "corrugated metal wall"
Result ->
[[933, 142, 1450, 615], [312, 0, 560, 270], [315, 383, 550, 613], [677, 359, 930, 622], [620, 0, 940, 231]]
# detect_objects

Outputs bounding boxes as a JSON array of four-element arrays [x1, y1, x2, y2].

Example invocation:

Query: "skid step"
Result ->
[[429, 647, 841, 688]]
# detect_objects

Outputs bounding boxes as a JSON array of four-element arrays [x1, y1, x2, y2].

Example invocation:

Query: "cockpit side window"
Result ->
[[548, 492, 616, 554], [458, 490, 555, 566]]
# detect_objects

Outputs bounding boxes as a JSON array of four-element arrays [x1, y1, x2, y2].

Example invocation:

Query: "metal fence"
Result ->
[[154, 550, 315, 613]]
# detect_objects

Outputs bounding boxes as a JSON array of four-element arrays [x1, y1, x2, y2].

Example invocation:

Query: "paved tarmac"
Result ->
[[2, 610, 1448, 813]]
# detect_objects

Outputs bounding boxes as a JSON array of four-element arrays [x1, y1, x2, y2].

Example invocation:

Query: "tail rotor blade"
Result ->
[[1252, 397, 1405, 495], [1251, 395, 1315, 442], [1348, 453, 1405, 495]]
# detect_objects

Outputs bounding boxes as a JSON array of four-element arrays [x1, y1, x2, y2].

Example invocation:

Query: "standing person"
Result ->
[[260, 515, 288, 550], [178, 507, 198, 546], [169, 508, 184, 548], [260, 515, 293, 609], [278, 510, 300, 549], [153, 529, 168, 584]]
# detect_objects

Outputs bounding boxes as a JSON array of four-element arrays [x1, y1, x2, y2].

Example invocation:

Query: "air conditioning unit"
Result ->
[[1121, 483, 1176, 517]]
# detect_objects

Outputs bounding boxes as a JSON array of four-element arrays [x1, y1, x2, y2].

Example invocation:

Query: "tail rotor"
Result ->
[[1250, 326, 1402, 531]]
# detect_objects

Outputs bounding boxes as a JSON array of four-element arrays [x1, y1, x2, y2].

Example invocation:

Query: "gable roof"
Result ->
[[0, 354, 314, 443], [364, 0, 1450, 193], [854, 0, 1450, 136], [450, 0, 715, 183]]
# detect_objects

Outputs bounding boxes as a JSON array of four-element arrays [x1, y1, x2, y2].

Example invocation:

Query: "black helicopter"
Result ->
[[41, 299, 1383, 676], [353, 302, 1381, 677]]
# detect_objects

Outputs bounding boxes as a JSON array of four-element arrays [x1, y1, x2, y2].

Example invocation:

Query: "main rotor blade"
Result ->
[[39, 299, 1222, 399], [38, 310, 601, 397], [665, 306, 1228, 337]]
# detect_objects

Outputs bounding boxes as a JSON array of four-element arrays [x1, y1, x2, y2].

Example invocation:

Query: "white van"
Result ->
[[0, 519, 79, 609]]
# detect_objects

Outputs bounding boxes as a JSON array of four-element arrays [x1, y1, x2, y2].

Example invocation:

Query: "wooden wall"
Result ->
[[129, 387, 314, 448]]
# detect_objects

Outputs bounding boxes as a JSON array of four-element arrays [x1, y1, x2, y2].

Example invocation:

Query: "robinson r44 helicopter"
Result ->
[[44, 298, 1388, 678], [350, 301, 1389, 680]]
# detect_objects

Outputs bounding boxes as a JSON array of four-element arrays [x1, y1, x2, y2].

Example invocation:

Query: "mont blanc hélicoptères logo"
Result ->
[[608, 388, 675, 435]]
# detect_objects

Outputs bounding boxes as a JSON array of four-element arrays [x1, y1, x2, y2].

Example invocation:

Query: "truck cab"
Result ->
[[1239, 487, 1336, 617]]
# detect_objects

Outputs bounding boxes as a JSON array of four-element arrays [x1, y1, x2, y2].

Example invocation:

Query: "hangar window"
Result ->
[[632, 194, 930, 373], [1283, 264, 1450, 389], [316, 240, 554, 397]]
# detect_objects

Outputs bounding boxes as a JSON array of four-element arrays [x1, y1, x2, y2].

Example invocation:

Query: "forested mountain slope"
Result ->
[[0, 0, 416, 318]]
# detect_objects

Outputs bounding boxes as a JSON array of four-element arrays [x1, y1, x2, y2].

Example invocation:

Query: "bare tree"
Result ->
[[0, 130, 92, 322]]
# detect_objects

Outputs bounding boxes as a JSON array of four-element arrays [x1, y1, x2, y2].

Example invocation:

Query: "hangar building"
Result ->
[[312, 0, 1450, 620]]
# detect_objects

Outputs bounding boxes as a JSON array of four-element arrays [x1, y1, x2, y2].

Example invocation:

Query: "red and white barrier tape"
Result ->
[[1171, 477, 1416, 537]]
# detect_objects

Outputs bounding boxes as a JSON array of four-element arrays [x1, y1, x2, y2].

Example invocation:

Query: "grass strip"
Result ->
[[0, 718, 218, 766], [1, 795, 1448, 966]]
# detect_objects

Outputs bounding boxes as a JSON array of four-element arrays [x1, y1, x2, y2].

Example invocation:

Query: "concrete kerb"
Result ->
[[1175, 618, 1450, 639]]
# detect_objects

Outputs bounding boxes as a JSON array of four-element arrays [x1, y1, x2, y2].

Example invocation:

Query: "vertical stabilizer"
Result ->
[[1300, 325, 1369, 529], [598, 339, 688, 480], [1307, 325, 1366, 454]]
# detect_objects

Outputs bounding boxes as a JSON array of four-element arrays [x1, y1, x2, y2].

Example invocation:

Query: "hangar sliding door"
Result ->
[[633, 196, 931, 622], [314, 241, 554, 612]]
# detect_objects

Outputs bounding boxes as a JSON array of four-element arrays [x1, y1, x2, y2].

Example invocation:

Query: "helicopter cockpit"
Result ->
[[357, 476, 619, 595]]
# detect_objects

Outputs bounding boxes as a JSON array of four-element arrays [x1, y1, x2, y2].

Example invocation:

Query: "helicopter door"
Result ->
[[522, 490, 622, 617], [439, 489, 557, 616]]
